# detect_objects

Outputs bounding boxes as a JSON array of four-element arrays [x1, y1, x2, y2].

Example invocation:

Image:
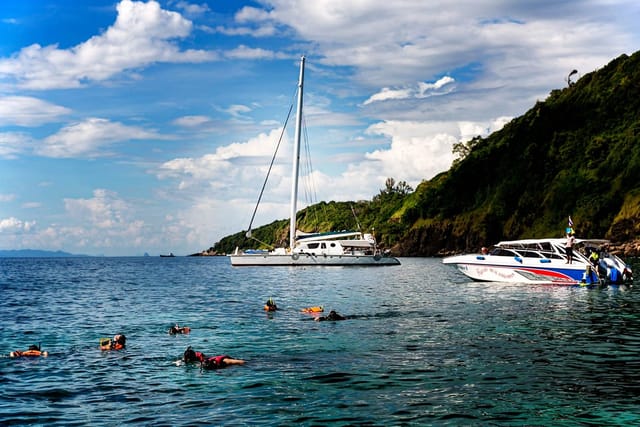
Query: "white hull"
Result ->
[[442, 238, 632, 285], [444, 255, 584, 284], [229, 253, 400, 266]]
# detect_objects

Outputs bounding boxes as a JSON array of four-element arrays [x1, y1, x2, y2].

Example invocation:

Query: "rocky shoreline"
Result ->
[[195, 239, 640, 259], [609, 239, 640, 258], [189, 248, 220, 256]]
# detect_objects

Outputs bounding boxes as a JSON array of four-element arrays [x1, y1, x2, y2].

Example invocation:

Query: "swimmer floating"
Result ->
[[10, 344, 48, 358]]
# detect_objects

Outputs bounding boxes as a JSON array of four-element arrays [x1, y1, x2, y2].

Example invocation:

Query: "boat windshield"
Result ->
[[489, 248, 517, 256], [498, 241, 567, 260]]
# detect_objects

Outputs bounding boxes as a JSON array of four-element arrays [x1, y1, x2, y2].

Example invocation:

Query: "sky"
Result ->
[[0, 0, 639, 256]]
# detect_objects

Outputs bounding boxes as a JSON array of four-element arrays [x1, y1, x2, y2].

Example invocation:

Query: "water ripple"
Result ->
[[1, 257, 640, 425]]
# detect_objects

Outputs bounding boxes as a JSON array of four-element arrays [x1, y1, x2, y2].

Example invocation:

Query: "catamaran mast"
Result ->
[[289, 56, 305, 250]]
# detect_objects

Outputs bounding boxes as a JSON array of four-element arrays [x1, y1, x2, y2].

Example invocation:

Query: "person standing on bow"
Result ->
[[565, 231, 575, 264]]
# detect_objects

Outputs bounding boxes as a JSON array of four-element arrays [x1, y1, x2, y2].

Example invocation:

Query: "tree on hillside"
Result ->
[[452, 135, 484, 165]]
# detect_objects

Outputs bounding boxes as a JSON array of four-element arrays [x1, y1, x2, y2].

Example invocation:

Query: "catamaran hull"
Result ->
[[229, 253, 400, 266]]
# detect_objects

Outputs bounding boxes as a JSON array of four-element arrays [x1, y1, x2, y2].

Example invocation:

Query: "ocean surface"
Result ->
[[1, 256, 639, 426]]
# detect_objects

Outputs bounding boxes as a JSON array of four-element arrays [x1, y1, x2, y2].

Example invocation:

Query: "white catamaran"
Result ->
[[229, 57, 400, 266]]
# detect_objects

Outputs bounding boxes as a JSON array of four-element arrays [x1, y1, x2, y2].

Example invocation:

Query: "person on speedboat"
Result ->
[[565, 231, 575, 264]]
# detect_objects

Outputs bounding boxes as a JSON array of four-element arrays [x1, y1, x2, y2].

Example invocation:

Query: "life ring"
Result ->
[[292, 253, 299, 260]]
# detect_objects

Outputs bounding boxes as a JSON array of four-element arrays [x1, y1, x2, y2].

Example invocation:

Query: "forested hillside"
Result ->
[[207, 51, 640, 257], [397, 51, 640, 255]]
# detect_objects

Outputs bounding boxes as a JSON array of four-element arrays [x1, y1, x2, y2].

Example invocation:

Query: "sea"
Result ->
[[1, 256, 639, 426]]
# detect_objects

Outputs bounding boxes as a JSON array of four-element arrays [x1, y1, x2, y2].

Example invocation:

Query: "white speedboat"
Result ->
[[229, 56, 399, 267], [442, 238, 632, 285]]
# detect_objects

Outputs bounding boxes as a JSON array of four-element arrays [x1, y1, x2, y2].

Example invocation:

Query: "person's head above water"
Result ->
[[183, 346, 199, 363]]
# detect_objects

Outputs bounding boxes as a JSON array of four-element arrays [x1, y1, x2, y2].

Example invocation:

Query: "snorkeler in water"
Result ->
[[264, 298, 278, 311], [10, 344, 48, 358], [315, 310, 347, 322], [168, 324, 191, 335], [182, 346, 245, 369], [100, 334, 126, 351]]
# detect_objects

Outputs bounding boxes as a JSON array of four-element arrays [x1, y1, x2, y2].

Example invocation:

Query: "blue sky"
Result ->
[[1, 0, 638, 256]]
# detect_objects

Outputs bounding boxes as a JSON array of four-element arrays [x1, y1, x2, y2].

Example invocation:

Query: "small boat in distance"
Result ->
[[160, 253, 175, 257], [229, 56, 399, 267], [443, 238, 632, 285]]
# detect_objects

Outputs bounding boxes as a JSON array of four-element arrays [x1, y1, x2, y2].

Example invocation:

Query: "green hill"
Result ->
[[211, 51, 640, 257], [396, 51, 640, 255]]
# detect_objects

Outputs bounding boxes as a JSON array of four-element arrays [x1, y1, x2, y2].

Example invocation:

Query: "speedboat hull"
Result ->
[[443, 254, 586, 284], [443, 238, 632, 285]]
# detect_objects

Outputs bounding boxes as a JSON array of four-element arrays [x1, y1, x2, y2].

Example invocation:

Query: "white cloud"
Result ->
[[216, 25, 278, 37], [0, 216, 35, 232], [21, 202, 42, 209], [212, 6, 278, 37], [363, 76, 455, 105], [250, 1, 636, 92], [64, 189, 130, 229], [46, 189, 150, 253], [364, 121, 459, 184], [158, 129, 287, 175], [0, 189, 166, 255], [174, 1, 211, 17], [158, 127, 289, 184], [363, 87, 413, 105], [38, 117, 164, 158], [0, 0, 215, 89], [360, 118, 509, 186], [0, 194, 16, 202], [306, 118, 510, 202], [224, 45, 289, 59], [235, 6, 272, 23], [0, 96, 71, 126], [172, 115, 212, 128], [225, 104, 252, 118], [0, 132, 32, 159]]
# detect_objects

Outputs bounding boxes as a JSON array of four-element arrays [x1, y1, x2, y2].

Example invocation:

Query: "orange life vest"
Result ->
[[11, 349, 45, 357]]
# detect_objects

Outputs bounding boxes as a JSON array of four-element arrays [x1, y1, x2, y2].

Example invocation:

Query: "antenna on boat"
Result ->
[[350, 204, 362, 231]]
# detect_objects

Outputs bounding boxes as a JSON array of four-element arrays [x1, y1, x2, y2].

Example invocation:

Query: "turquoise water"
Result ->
[[1, 256, 640, 426]]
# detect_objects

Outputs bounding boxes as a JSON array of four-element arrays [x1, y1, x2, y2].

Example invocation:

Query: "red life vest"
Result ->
[[203, 355, 229, 369]]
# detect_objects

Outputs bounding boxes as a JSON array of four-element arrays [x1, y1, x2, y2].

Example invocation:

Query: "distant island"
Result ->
[[0, 249, 89, 258]]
